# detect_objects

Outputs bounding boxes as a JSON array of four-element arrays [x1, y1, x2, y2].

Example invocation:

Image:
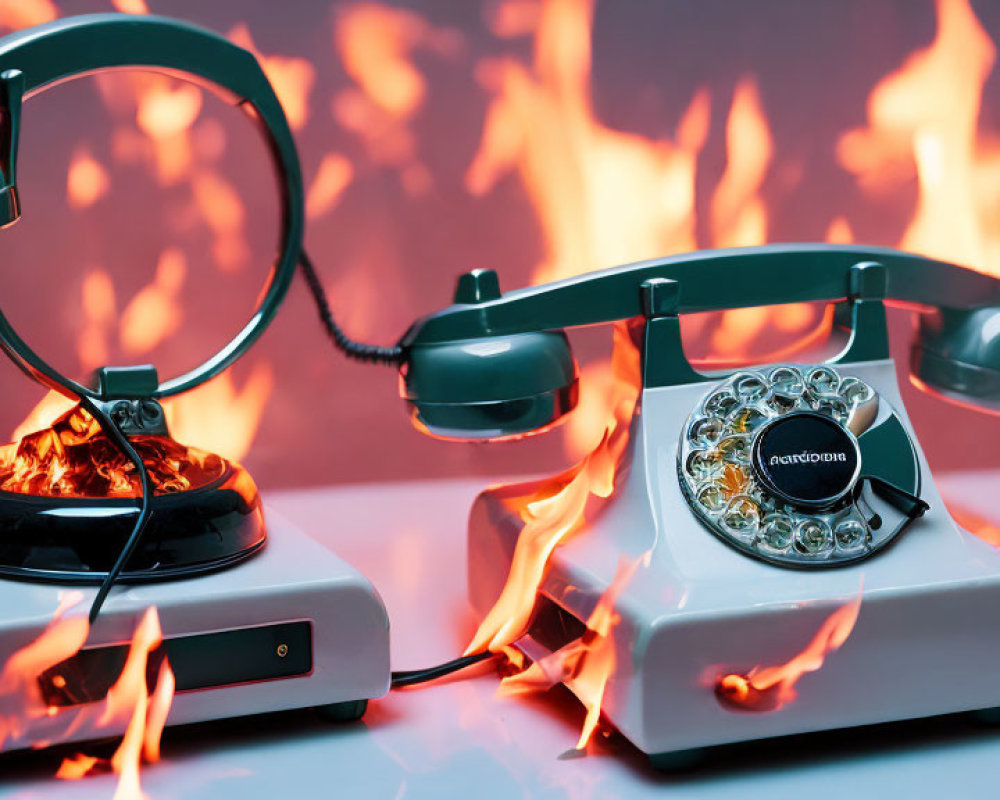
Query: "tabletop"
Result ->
[[2, 471, 1000, 799]]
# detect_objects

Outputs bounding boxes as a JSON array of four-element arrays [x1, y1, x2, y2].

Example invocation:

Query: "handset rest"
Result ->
[[402, 245, 1000, 438]]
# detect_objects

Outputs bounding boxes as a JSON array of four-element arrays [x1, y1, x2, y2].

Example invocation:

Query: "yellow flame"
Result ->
[[163, 363, 274, 462], [466, 323, 640, 656], [838, 0, 1000, 277]]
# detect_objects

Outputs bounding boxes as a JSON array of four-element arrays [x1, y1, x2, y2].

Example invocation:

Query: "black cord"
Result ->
[[301, 247, 492, 689], [391, 651, 496, 688], [298, 248, 405, 366], [79, 396, 154, 626]]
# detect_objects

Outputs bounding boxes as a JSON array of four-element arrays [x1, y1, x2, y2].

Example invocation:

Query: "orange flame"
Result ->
[[333, 3, 459, 193], [163, 363, 274, 462], [335, 4, 431, 119], [133, 76, 203, 185], [710, 77, 773, 250], [306, 152, 355, 220], [948, 503, 1000, 548], [838, 0, 1000, 277], [716, 587, 863, 712], [467, 0, 709, 284], [119, 248, 186, 356], [468, 0, 826, 451], [1, 597, 175, 800], [0, 593, 88, 751], [9, 362, 272, 474], [501, 552, 649, 750], [0, 403, 225, 498], [488, 0, 542, 38], [228, 23, 315, 132], [111, 0, 149, 13], [67, 146, 110, 209], [467, 323, 640, 657], [191, 170, 249, 272], [12, 391, 75, 443], [78, 269, 117, 371], [708, 77, 790, 360], [0, 0, 56, 31], [53, 608, 176, 800]]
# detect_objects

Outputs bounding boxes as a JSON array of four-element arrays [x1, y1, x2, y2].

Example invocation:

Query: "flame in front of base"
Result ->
[[466, 322, 640, 657], [466, 323, 641, 749], [716, 588, 863, 713], [501, 553, 649, 751], [1, 600, 174, 799], [0, 593, 89, 750]]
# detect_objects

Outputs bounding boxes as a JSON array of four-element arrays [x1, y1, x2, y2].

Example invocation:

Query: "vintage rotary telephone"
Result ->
[[399, 245, 1000, 566], [390, 245, 1000, 760]]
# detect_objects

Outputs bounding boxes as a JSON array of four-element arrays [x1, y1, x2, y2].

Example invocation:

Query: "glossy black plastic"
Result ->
[[0, 460, 265, 583]]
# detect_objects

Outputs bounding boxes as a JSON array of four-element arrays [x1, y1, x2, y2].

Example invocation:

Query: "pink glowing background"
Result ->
[[0, 0, 997, 492]]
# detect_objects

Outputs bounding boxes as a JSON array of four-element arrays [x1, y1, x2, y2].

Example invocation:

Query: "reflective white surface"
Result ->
[[2, 474, 1000, 798]]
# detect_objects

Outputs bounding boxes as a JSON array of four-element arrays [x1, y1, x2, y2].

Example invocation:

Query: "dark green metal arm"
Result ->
[[0, 14, 304, 399], [403, 244, 999, 346]]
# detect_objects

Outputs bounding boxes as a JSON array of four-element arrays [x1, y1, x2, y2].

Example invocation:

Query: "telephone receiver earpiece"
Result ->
[[401, 245, 1000, 440], [912, 306, 1000, 411], [402, 269, 578, 440]]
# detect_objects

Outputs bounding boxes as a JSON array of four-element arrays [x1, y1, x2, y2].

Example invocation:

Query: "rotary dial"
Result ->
[[677, 365, 922, 567]]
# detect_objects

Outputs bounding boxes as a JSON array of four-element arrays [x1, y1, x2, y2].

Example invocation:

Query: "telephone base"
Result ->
[[0, 509, 391, 753], [469, 359, 1000, 757]]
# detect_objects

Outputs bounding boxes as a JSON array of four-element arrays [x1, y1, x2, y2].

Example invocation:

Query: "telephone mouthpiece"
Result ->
[[911, 306, 1000, 411], [0, 184, 19, 227], [401, 330, 578, 440]]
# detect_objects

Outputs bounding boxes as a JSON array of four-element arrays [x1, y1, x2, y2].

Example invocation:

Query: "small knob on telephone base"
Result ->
[[454, 269, 501, 304]]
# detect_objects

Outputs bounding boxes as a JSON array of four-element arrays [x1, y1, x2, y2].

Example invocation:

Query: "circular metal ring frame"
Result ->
[[0, 14, 304, 399]]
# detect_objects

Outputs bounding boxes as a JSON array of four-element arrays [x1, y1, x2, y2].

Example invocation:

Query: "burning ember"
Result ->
[[1, 599, 174, 799], [716, 588, 863, 712], [0, 404, 224, 498]]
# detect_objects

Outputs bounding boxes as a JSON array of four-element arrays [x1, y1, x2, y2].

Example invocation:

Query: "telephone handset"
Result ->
[[399, 243, 1000, 440], [403, 243, 999, 568]]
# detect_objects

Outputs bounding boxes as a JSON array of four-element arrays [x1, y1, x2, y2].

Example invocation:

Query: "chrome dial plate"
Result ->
[[677, 364, 917, 567]]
